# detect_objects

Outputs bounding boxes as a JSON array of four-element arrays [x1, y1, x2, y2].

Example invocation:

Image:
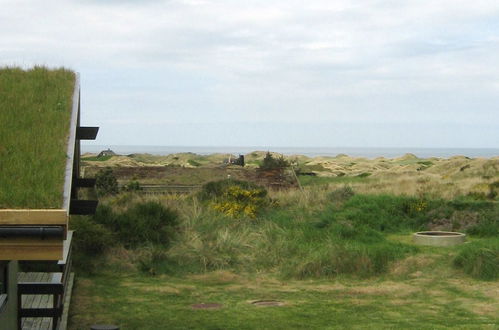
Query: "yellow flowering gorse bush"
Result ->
[[212, 185, 268, 218]]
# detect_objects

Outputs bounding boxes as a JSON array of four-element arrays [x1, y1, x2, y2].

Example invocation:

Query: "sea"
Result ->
[[81, 145, 499, 159]]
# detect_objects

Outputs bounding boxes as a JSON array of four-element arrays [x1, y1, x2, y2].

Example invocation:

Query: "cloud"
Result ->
[[1, 0, 498, 147]]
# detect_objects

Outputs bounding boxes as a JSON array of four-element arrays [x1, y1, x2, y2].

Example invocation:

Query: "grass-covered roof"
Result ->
[[0, 67, 76, 209]]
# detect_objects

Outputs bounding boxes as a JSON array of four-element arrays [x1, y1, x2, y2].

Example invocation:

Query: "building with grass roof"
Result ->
[[0, 67, 99, 329]]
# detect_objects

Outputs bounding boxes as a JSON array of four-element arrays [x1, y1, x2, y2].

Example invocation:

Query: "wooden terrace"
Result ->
[[17, 232, 74, 330]]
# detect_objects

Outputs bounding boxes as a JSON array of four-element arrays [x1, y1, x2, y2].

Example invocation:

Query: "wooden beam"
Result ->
[[0, 238, 63, 260], [62, 74, 80, 212], [0, 209, 67, 226], [73, 178, 96, 188], [76, 126, 99, 140], [69, 200, 98, 215]]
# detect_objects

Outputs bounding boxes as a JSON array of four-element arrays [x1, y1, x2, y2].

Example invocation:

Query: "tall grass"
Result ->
[[74, 184, 498, 280], [453, 239, 499, 280], [0, 66, 75, 208], [164, 196, 418, 278]]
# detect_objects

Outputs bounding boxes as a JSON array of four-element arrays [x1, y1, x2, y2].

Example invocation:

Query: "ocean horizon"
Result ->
[[80, 145, 499, 159]]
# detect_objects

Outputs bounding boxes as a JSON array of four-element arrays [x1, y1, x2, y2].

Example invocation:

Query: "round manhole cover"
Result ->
[[251, 300, 285, 306], [191, 303, 223, 309]]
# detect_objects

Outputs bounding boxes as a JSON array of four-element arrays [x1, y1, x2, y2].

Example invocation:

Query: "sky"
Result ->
[[1, 0, 498, 148]]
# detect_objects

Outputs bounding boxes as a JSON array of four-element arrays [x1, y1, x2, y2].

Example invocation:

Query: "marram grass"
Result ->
[[0, 66, 75, 208]]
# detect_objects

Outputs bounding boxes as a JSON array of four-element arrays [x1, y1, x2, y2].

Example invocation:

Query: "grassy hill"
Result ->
[[0, 67, 75, 208]]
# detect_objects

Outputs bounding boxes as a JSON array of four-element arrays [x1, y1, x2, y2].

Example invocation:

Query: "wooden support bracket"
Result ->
[[76, 126, 99, 140], [69, 200, 98, 215], [73, 178, 96, 188]]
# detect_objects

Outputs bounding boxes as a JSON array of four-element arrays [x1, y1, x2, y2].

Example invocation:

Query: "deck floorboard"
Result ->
[[18, 272, 59, 330]]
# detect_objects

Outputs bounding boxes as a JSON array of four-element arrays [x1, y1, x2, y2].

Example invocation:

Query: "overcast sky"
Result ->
[[1, 0, 498, 148]]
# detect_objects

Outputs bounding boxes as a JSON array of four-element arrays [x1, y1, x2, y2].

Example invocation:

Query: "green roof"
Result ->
[[0, 67, 76, 209]]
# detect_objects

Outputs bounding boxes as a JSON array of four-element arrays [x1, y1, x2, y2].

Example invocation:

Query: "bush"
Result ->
[[199, 180, 269, 218], [71, 216, 114, 255], [92, 202, 178, 248], [260, 152, 289, 170], [95, 167, 119, 196], [454, 240, 499, 280], [70, 215, 115, 272]]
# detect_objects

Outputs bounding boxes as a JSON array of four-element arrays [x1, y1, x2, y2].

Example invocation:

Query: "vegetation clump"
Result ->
[[260, 152, 289, 170], [95, 167, 119, 196], [453, 239, 499, 280], [200, 179, 269, 218], [93, 202, 178, 248], [71, 201, 178, 272]]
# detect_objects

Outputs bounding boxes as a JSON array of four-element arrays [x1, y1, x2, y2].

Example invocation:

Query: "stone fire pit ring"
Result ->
[[413, 231, 466, 247]]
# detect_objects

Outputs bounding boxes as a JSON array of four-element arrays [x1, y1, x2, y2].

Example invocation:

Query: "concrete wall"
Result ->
[[0, 261, 18, 330]]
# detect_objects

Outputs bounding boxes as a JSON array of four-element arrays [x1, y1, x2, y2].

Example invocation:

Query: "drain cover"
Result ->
[[191, 303, 222, 309], [251, 300, 285, 306]]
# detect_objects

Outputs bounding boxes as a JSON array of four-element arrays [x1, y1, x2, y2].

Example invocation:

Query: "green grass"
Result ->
[[0, 66, 75, 208], [69, 187, 499, 328], [454, 239, 499, 280], [70, 264, 499, 329]]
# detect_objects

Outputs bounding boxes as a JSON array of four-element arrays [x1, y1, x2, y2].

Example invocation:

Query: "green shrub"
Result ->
[[71, 216, 114, 255], [260, 152, 289, 170], [92, 202, 178, 248], [70, 215, 114, 272], [95, 167, 119, 196], [453, 240, 499, 280]]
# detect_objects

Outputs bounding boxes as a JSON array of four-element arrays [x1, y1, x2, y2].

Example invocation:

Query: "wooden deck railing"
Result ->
[[17, 231, 73, 330]]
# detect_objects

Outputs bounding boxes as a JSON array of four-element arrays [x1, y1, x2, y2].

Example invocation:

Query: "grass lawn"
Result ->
[[0, 67, 75, 208], [69, 173, 498, 329], [69, 242, 498, 329]]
